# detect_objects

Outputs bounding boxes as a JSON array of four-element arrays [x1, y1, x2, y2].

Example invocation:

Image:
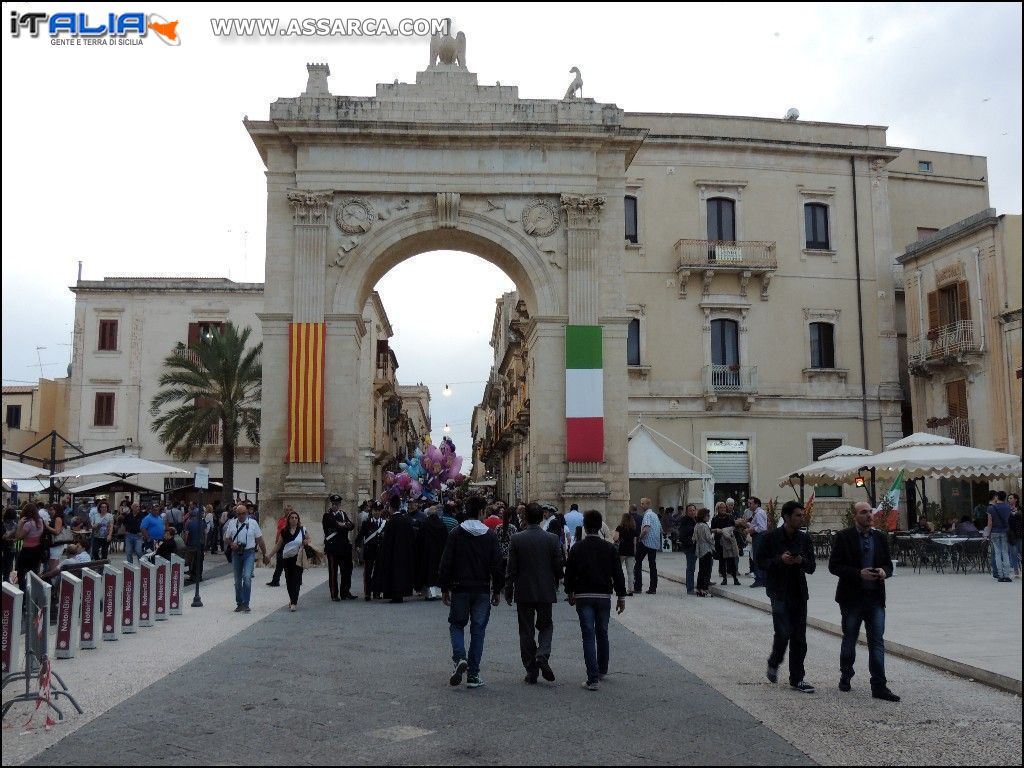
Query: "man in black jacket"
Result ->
[[506, 502, 564, 684], [828, 501, 899, 702], [439, 495, 503, 689], [756, 500, 816, 694], [565, 510, 626, 691]]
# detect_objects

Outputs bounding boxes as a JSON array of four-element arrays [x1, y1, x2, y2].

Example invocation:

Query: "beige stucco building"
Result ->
[[66, 278, 427, 507], [2, 378, 70, 467], [897, 210, 1022, 519]]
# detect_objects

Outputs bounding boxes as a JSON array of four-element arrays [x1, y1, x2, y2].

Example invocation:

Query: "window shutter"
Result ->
[[926, 291, 939, 331], [946, 380, 968, 419], [956, 281, 971, 322], [188, 323, 201, 347], [706, 451, 749, 483]]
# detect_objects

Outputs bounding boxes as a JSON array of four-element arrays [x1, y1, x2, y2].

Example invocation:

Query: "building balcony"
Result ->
[[675, 239, 777, 300], [926, 416, 972, 447], [173, 347, 202, 367], [702, 364, 757, 410], [908, 321, 983, 374], [374, 355, 397, 391]]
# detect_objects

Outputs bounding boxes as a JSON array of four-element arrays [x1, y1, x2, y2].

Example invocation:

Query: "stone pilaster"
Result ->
[[282, 190, 330, 520], [561, 194, 609, 500]]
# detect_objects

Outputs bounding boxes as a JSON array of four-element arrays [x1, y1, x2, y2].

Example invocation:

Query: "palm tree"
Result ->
[[149, 323, 262, 510]]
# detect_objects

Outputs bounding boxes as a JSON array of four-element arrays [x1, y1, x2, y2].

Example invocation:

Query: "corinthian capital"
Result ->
[[287, 189, 332, 225], [560, 194, 606, 228]]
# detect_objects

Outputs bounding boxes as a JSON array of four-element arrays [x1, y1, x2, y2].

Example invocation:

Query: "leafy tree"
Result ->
[[150, 323, 261, 510]]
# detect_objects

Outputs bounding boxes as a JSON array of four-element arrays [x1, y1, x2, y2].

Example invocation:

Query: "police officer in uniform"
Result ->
[[323, 494, 356, 601]]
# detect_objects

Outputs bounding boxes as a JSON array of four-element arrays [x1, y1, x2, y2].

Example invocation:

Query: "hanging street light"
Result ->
[[443, 384, 452, 397]]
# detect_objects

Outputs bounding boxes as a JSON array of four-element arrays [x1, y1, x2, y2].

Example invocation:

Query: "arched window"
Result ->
[[804, 203, 830, 250]]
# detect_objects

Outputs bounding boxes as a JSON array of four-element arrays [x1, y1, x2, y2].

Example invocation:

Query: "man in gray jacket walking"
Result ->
[[506, 502, 564, 684]]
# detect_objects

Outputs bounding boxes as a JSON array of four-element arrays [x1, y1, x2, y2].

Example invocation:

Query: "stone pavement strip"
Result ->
[[648, 552, 1023, 692], [11, 573, 810, 767], [618, 572, 1022, 766], [5, 562, 1022, 766], [2, 564, 329, 766]]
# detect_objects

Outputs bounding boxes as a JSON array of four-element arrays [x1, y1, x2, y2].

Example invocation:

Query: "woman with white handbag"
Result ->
[[264, 510, 308, 612]]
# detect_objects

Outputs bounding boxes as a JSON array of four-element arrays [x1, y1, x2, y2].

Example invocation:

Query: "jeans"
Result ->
[[718, 556, 738, 579], [990, 532, 1011, 579], [751, 533, 767, 585], [232, 548, 256, 607], [516, 602, 554, 673], [682, 547, 697, 592], [449, 592, 492, 677], [1011, 540, 1022, 574], [576, 597, 611, 684], [633, 543, 658, 592], [124, 534, 143, 564], [768, 597, 808, 685], [840, 597, 887, 689]]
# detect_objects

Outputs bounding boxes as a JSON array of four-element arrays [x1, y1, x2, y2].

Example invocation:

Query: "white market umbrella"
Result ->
[[779, 444, 874, 487], [51, 455, 189, 480], [2, 457, 48, 480], [862, 432, 1022, 482]]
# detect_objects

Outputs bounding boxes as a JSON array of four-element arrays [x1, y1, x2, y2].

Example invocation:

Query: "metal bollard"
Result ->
[[55, 573, 82, 660], [122, 562, 140, 634], [79, 568, 102, 649], [139, 559, 155, 627], [102, 565, 122, 641], [154, 556, 169, 621]]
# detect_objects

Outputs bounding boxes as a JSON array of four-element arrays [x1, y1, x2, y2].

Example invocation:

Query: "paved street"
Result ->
[[5, 562, 1022, 766], [24, 575, 808, 766]]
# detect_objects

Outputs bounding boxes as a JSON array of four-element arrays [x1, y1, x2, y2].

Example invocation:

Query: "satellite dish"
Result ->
[[784, 108, 800, 121]]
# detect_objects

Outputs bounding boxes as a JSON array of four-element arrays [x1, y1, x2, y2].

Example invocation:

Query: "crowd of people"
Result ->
[[2, 495, 259, 593], [5, 484, 1020, 699]]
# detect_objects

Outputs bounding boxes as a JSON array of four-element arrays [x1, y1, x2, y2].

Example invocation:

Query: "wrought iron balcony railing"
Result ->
[[675, 239, 777, 300], [908, 321, 982, 368]]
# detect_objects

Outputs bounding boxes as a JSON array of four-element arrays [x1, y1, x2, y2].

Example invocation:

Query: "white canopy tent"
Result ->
[[51, 455, 189, 480], [2, 478, 51, 494], [859, 432, 1022, 482], [778, 444, 874, 487], [2, 457, 48, 480], [628, 420, 714, 510]]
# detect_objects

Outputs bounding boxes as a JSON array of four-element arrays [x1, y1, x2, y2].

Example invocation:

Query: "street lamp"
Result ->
[[443, 384, 452, 397], [443, 423, 451, 434]]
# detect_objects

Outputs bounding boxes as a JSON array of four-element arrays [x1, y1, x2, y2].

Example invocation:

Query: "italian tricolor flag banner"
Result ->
[[288, 322, 325, 464], [565, 325, 604, 462]]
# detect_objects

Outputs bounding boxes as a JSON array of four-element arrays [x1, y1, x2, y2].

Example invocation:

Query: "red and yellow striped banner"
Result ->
[[287, 322, 325, 463]]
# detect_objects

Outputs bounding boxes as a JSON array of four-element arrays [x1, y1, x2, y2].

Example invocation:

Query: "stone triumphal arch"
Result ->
[[246, 36, 645, 526]]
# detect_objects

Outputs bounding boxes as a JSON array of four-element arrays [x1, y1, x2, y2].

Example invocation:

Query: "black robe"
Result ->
[[421, 515, 450, 590], [370, 512, 414, 599]]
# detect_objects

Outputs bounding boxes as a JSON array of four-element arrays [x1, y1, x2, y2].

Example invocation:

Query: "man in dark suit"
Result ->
[[756, 500, 816, 694], [828, 501, 900, 702], [505, 501, 564, 684]]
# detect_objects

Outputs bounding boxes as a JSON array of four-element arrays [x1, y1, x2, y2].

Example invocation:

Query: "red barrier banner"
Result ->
[[81, 568, 101, 649], [56, 573, 82, 659], [154, 557, 168, 620], [102, 565, 121, 641]]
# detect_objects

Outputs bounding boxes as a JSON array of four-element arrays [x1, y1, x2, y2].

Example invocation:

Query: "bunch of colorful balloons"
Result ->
[[382, 439, 466, 500]]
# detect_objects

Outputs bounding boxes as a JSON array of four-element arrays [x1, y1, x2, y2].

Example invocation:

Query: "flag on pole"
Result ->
[[876, 469, 903, 531]]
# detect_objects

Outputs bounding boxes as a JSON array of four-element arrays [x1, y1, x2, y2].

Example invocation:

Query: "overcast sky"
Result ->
[[3, 2, 1021, 463]]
